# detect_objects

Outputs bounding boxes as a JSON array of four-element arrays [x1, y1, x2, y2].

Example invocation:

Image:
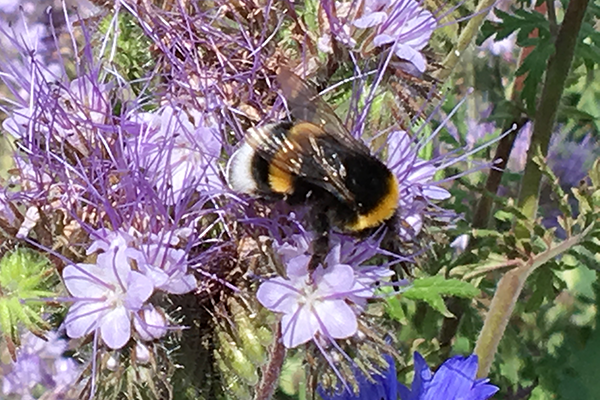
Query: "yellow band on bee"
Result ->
[[268, 163, 294, 194], [346, 174, 399, 231]]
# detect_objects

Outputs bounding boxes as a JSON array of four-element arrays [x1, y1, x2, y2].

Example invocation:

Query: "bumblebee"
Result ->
[[227, 69, 399, 267]]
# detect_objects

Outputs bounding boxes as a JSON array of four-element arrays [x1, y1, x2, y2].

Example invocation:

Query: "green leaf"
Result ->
[[385, 295, 408, 324], [402, 276, 480, 318], [517, 39, 555, 113], [581, 240, 600, 255]]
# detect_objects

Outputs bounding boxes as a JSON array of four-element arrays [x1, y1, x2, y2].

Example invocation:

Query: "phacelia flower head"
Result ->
[[3, 74, 111, 156], [354, 0, 437, 74], [131, 105, 223, 205], [256, 232, 392, 348], [63, 227, 196, 349], [399, 352, 499, 400]]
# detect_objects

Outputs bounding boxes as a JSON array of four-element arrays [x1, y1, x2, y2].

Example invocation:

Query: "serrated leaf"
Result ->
[[402, 276, 480, 317], [517, 40, 555, 113], [478, 20, 499, 44]]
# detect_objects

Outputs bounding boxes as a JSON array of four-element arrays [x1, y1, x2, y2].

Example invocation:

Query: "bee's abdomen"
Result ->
[[342, 155, 399, 232]]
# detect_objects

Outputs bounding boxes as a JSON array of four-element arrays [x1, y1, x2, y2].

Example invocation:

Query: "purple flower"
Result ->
[[354, 0, 437, 74], [2, 76, 110, 156], [256, 233, 397, 348], [132, 105, 223, 204], [319, 352, 498, 400], [547, 131, 600, 188], [399, 352, 499, 400], [386, 131, 451, 238], [88, 228, 197, 295], [63, 246, 154, 349], [256, 254, 359, 348], [1, 331, 80, 398]]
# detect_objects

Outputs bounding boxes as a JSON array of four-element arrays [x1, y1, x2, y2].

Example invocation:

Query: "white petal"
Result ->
[[100, 306, 132, 349], [314, 300, 358, 339], [256, 278, 300, 314], [281, 306, 317, 348]]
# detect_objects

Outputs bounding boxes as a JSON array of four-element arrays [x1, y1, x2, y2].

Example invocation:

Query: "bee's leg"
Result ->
[[308, 211, 330, 271]]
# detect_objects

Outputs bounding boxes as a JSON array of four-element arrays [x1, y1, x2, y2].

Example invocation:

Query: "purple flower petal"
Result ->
[[354, 11, 389, 28], [256, 277, 300, 314], [393, 43, 427, 73], [399, 352, 499, 400], [316, 264, 355, 294], [161, 272, 197, 294], [62, 264, 110, 298], [134, 305, 168, 341], [100, 306, 132, 349], [424, 355, 478, 399], [465, 380, 501, 400], [315, 299, 358, 339], [281, 306, 318, 348], [124, 271, 154, 310], [65, 301, 105, 339], [287, 254, 311, 278], [422, 185, 451, 200]]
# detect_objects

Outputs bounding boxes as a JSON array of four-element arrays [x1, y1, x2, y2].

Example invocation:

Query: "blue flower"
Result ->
[[318, 355, 398, 400], [318, 352, 498, 400], [399, 352, 499, 400]]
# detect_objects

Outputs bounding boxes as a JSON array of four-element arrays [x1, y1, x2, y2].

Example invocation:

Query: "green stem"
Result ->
[[515, 0, 590, 237], [436, 0, 498, 81], [475, 224, 595, 377]]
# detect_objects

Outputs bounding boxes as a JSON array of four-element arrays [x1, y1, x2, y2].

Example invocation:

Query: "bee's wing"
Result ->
[[246, 123, 356, 203], [277, 68, 371, 156]]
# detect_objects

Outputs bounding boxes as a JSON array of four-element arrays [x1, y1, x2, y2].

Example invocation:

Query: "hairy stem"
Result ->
[[515, 0, 590, 237], [254, 324, 286, 400], [475, 0, 590, 375], [475, 224, 595, 377]]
